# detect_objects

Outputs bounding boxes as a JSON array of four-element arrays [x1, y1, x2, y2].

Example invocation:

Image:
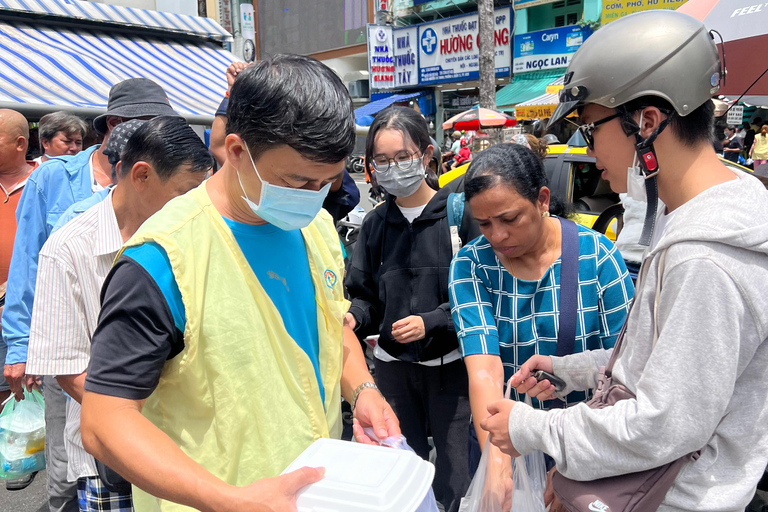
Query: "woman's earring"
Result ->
[[542, 211, 550, 217]]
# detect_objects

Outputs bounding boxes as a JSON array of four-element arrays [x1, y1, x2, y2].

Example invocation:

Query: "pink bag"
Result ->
[[552, 251, 700, 512]]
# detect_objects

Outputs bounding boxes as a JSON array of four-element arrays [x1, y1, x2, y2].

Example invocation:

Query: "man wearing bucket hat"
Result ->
[[480, 10, 768, 512], [1, 78, 176, 512]]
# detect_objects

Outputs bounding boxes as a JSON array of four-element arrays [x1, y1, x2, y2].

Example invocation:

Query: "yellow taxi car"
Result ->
[[439, 144, 751, 242]]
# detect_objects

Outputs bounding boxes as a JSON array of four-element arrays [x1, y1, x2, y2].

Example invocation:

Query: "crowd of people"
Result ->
[[0, 9, 767, 512]]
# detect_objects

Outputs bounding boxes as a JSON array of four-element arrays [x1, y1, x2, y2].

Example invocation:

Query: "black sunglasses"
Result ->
[[578, 113, 621, 150]]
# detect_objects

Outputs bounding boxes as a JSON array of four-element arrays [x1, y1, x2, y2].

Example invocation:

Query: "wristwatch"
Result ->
[[351, 382, 381, 412]]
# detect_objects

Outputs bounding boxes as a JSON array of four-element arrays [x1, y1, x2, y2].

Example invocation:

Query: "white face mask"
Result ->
[[626, 111, 647, 202], [237, 144, 331, 231], [376, 157, 426, 198]]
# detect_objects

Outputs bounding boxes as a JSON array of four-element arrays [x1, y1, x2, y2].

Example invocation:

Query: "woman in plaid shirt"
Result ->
[[448, 143, 634, 452]]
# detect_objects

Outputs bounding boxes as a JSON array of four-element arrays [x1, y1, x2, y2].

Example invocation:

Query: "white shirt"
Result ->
[[27, 191, 121, 481], [376, 202, 462, 366]]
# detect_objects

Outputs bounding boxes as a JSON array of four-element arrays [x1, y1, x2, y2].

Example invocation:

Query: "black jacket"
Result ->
[[345, 178, 479, 362]]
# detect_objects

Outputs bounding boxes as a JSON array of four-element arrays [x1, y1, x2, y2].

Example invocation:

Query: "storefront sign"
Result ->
[[418, 7, 512, 85], [368, 24, 395, 89], [727, 105, 744, 125], [393, 26, 419, 87], [443, 92, 480, 109], [601, 0, 689, 24], [513, 25, 591, 73], [240, 4, 255, 62], [514, 0, 561, 8], [515, 103, 578, 120]]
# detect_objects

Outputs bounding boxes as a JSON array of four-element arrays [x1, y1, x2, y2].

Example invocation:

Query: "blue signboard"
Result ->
[[418, 7, 513, 85], [513, 25, 591, 73]]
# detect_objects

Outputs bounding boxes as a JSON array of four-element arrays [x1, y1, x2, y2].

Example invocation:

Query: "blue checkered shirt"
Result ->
[[449, 223, 634, 407]]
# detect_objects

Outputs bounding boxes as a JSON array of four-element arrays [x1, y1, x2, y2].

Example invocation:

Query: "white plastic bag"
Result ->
[[459, 437, 511, 512], [362, 427, 439, 512], [509, 389, 547, 512], [0, 390, 46, 479]]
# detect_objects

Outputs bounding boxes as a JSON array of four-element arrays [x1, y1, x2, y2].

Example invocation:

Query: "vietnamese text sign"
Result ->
[[513, 25, 591, 73], [727, 105, 744, 125], [418, 7, 512, 85], [368, 24, 395, 89], [393, 26, 419, 87], [601, 0, 689, 24]]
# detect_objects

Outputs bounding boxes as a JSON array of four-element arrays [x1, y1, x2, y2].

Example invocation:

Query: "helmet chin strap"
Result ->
[[620, 108, 675, 246]]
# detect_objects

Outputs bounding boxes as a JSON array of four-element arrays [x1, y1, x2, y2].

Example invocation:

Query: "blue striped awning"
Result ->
[[354, 92, 425, 122], [0, 20, 236, 123], [0, 0, 231, 42]]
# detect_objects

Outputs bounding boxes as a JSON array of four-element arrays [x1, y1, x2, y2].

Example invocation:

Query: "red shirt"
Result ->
[[1, 162, 37, 283]]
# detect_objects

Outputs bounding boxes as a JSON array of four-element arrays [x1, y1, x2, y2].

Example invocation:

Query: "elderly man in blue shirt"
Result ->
[[0, 78, 176, 507]]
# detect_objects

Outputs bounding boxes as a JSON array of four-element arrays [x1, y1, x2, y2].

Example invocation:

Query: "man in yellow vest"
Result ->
[[79, 54, 400, 512]]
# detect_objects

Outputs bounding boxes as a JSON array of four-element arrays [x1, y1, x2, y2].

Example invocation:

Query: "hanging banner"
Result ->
[[393, 26, 419, 87], [240, 4, 255, 62], [368, 24, 395, 89], [513, 25, 591, 73], [601, 0, 689, 24], [418, 7, 513, 85]]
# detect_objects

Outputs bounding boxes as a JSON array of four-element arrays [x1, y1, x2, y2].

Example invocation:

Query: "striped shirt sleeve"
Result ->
[[27, 247, 90, 376], [449, 246, 500, 357], [594, 234, 635, 349]]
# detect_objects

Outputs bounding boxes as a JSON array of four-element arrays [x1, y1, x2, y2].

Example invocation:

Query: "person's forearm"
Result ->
[[340, 325, 374, 402], [81, 392, 233, 512], [465, 354, 504, 448], [56, 373, 86, 403]]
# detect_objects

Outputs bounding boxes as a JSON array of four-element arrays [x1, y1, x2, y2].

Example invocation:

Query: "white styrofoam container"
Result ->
[[281, 438, 435, 512]]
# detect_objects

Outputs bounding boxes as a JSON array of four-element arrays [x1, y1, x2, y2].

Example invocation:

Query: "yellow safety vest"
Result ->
[[119, 182, 348, 512]]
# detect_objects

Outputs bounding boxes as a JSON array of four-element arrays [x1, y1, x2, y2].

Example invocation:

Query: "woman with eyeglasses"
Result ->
[[447, 143, 634, 470], [345, 106, 474, 512]]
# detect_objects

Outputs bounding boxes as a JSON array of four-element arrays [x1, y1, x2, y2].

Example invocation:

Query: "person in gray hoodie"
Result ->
[[479, 10, 768, 512]]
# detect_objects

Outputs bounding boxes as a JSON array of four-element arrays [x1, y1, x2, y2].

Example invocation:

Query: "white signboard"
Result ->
[[393, 27, 418, 88], [727, 105, 744, 125], [240, 4, 255, 62], [418, 7, 512, 85], [368, 24, 395, 90]]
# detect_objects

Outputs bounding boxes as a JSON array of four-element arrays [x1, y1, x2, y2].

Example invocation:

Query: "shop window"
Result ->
[[555, 15, 565, 26], [567, 12, 578, 24]]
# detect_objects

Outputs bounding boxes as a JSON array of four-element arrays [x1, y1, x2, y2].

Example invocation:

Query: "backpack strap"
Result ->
[[447, 192, 465, 256], [555, 219, 580, 357]]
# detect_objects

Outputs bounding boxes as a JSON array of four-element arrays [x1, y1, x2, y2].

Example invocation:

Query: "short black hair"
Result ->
[[227, 54, 355, 164], [365, 106, 438, 190], [38, 111, 87, 142], [620, 96, 715, 148], [120, 116, 212, 181], [464, 143, 569, 217]]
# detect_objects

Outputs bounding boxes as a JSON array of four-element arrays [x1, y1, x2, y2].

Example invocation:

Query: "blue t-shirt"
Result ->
[[449, 222, 634, 408], [122, 218, 324, 403]]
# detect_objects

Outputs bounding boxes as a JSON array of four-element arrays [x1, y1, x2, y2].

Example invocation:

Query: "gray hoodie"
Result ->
[[507, 170, 768, 512]]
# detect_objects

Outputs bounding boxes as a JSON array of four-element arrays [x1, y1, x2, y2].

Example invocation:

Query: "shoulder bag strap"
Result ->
[[555, 219, 579, 357]]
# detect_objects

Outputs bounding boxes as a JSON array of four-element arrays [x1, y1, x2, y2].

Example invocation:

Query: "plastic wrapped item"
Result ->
[[459, 437, 512, 512], [0, 390, 46, 479], [362, 428, 440, 512]]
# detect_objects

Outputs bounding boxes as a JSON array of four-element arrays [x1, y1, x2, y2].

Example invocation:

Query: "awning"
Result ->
[[0, 19, 236, 124], [0, 0, 231, 42], [354, 92, 425, 124], [496, 69, 565, 110], [514, 90, 578, 121]]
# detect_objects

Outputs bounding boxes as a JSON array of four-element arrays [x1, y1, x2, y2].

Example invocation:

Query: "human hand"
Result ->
[[344, 313, 357, 331], [351, 389, 400, 445], [544, 467, 567, 512], [4, 363, 27, 401], [509, 354, 557, 401], [391, 315, 425, 343], [25, 374, 42, 393], [480, 399, 520, 457], [226, 62, 251, 91], [222, 466, 324, 512]]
